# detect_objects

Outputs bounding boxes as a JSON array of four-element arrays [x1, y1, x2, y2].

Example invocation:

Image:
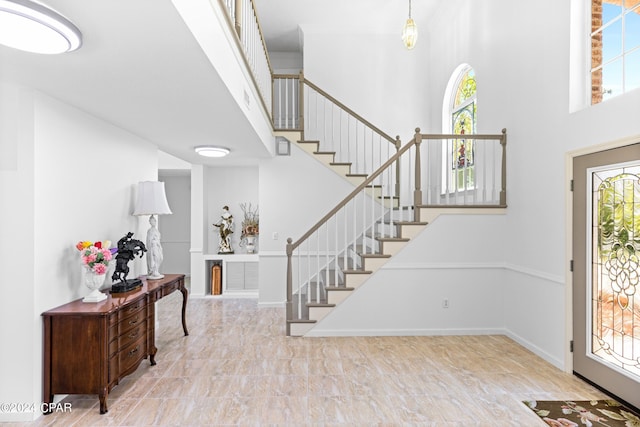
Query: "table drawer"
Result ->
[[119, 337, 146, 374], [162, 280, 181, 297], [118, 305, 147, 334], [120, 298, 146, 319], [119, 320, 146, 348]]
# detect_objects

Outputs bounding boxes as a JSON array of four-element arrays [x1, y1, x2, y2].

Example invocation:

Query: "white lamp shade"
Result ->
[[133, 181, 172, 216], [0, 0, 82, 54]]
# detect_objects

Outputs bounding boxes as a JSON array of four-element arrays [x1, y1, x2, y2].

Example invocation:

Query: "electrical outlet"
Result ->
[[442, 298, 449, 308]]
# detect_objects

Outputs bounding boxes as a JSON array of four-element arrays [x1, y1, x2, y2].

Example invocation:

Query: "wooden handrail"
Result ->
[[249, 0, 273, 76], [302, 78, 397, 145], [272, 73, 301, 80]]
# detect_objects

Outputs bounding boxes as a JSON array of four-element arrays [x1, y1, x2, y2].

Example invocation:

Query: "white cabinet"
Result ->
[[226, 262, 259, 290]]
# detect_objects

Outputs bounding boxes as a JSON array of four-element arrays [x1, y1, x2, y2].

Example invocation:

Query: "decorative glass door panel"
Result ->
[[573, 143, 640, 410], [590, 163, 640, 379]]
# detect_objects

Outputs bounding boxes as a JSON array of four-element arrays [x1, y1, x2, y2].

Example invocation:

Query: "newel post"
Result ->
[[285, 237, 293, 335], [500, 128, 507, 206], [234, 0, 242, 37], [413, 128, 422, 221], [395, 135, 401, 198]]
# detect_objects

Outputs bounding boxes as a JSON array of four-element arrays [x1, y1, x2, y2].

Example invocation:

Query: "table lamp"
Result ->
[[133, 181, 172, 280]]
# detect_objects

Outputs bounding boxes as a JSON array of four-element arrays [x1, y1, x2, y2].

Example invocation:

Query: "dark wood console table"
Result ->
[[42, 274, 187, 414]]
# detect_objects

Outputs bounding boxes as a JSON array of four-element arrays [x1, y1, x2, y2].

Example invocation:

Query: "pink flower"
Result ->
[[100, 249, 112, 261], [77, 241, 113, 272]]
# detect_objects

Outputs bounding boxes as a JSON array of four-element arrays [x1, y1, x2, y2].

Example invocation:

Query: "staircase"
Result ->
[[285, 128, 508, 336], [273, 74, 508, 337]]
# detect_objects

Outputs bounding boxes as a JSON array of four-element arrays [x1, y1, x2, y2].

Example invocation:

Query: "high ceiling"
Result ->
[[254, 0, 425, 52], [0, 0, 433, 166]]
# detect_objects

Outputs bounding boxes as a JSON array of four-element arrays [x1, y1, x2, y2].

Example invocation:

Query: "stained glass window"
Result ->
[[591, 0, 640, 104], [590, 163, 640, 379], [450, 67, 476, 190]]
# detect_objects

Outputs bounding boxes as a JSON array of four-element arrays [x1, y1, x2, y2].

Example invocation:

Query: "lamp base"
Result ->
[[147, 272, 164, 280]]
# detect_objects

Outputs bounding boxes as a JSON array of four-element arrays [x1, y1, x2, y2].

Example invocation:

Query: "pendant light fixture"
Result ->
[[0, 0, 82, 54], [402, 0, 418, 50]]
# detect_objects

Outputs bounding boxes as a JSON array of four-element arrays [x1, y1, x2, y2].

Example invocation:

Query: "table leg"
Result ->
[[99, 392, 108, 414], [180, 284, 189, 336]]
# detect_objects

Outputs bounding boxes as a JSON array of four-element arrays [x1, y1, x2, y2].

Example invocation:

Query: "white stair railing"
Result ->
[[273, 74, 402, 191], [220, 0, 273, 120]]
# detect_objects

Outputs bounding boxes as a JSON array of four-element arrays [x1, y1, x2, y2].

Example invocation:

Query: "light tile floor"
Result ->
[[19, 292, 607, 426]]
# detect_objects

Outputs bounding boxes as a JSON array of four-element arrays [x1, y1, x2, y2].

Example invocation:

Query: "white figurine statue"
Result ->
[[146, 215, 164, 279], [213, 206, 234, 254]]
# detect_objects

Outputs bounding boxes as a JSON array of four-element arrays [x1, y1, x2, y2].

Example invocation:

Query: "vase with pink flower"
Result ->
[[76, 240, 116, 303]]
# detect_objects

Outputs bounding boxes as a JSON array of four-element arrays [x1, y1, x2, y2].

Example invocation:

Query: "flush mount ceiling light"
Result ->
[[0, 0, 82, 54], [402, 0, 418, 50], [195, 146, 230, 158]]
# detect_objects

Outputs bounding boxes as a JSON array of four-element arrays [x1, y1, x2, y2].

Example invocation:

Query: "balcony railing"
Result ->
[[220, 0, 273, 119]]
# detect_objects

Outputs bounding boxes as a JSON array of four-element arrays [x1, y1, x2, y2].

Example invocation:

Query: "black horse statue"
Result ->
[[111, 232, 147, 293]]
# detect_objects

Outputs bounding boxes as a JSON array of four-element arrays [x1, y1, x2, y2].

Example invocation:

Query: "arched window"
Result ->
[[591, 0, 640, 104], [444, 65, 477, 191]]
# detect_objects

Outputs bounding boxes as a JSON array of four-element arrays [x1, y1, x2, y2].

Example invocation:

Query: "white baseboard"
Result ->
[[257, 301, 286, 308], [305, 327, 507, 337], [504, 329, 565, 370]]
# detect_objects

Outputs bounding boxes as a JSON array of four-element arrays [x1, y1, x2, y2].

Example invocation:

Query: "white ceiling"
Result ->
[[0, 0, 432, 166], [254, 0, 428, 52]]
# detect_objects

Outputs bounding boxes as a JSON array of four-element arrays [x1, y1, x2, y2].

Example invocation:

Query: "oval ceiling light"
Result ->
[[195, 146, 231, 158], [0, 0, 82, 54]]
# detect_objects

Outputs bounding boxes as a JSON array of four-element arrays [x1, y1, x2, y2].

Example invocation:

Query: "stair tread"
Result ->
[[342, 269, 373, 274], [325, 286, 355, 291], [298, 140, 319, 144], [359, 253, 392, 258], [396, 221, 429, 225], [376, 237, 410, 242], [314, 151, 335, 155], [346, 173, 367, 177], [287, 319, 317, 324], [306, 302, 336, 308], [330, 162, 352, 166]]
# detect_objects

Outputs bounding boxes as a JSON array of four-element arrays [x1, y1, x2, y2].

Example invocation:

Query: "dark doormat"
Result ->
[[523, 400, 640, 426]]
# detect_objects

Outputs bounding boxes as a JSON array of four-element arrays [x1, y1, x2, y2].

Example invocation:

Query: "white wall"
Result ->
[[303, 32, 426, 144], [159, 172, 191, 276], [270, 51, 303, 74], [300, 0, 640, 370], [0, 83, 37, 422], [0, 86, 158, 422]]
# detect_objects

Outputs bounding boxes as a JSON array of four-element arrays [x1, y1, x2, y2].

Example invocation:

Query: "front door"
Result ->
[[573, 143, 640, 409]]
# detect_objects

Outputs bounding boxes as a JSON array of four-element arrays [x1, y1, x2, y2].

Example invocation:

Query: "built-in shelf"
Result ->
[[204, 254, 259, 296]]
